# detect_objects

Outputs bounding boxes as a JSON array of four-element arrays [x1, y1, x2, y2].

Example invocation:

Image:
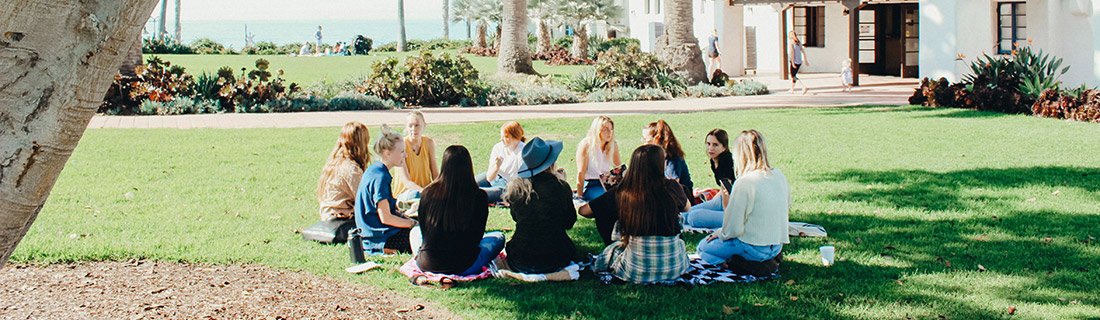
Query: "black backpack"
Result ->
[[301, 219, 357, 244]]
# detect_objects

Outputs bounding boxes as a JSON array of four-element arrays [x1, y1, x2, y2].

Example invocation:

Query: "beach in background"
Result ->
[[146, 19, 472, 49]]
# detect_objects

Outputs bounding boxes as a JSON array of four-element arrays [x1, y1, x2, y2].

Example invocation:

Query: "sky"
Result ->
[[163, 0, 448, 21]]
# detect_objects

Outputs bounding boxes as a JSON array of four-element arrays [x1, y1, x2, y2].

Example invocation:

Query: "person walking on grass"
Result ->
[[392, 111, 438, 203], [415, 145, 504, 278], [502, 137, 577, 274], [696, 130, 789, 266], [354, 125, 419, 255], [575, 116, 621, 202], [590, 144, 690, 284], [316, 122, 371, 222], [789, 31, 809, 95]]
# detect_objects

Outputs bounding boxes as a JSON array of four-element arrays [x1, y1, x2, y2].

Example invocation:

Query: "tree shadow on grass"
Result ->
[[816, 166, 1100, 212]]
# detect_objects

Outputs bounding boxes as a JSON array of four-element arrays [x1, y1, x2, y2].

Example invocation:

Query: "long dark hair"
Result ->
[[646, 120, 685, 160], [707, 128, 730, 151], [420, 145, 484, 231], [617, 145, 682, 240]]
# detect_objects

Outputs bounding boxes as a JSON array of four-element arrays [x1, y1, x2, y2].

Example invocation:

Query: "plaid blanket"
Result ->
[[398, 258, 493, 282], [592, 257, 780, 286]]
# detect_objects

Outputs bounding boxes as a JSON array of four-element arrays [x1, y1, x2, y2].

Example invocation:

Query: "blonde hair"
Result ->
[[733, 129, 773, 178], [503, 165, 566, 204], [374, 124, 404, 157], [407, 110, 426, 125], [316, 122, 372, 199], [580, 116, 616, 162]]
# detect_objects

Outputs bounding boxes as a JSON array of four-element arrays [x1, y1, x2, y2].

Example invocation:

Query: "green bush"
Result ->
[[684, 84, 730, 98], [138, 97, 221, 115], [568, 69, 607, 93], [327, 92, 398, 110], [594, 45, 685, 94], [189, 38, 234, 55], [142, 37, 192, 54], [304, 78, 359, 99], [1014, 46, 1069, 99], [585, 88, 673, 102], [374, 38, 471, 52], [486, 83, 580, 106], [728, 79, 770, 96], [594, 38, 640, 53], [361, 51, 481, 107], [217, 59, 301, 112]]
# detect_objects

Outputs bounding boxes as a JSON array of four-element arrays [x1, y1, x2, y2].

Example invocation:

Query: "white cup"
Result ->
[[820, 246, 836, 267]]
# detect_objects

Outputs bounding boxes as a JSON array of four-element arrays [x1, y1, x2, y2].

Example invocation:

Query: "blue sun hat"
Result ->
[[516, 137, 563, 179]]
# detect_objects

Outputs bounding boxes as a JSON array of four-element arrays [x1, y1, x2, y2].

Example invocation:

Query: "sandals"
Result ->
[[409, 275, 430, 286], [439, 277, 455, 290], [408, 275, 456, 290]]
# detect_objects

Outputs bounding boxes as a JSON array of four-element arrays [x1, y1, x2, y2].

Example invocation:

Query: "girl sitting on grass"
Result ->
[[354, 125, 419, 255], [392, 111, 439, 202], [575, 116, 622, 201], [590, 144, 691, 283], [415, 145, 504, 276], [696, 130, 789, 266], [503, 137, 577, 274], [316, 122, 371, 222], [683, 129, 736, 228], [478, 121, 527, 203], [643, 120, 694, 203]]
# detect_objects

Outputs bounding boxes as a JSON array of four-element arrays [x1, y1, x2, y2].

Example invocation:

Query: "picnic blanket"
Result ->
[[490, 252, 582, 282], [398, 258, 494, 282], [681, 222, 828, 238], [593, 257, 780, 286]]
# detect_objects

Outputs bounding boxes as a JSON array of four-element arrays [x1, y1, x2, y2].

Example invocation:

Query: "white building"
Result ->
[[627, 0, 1100, 86]]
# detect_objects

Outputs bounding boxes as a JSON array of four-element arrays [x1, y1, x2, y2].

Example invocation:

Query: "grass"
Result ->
[[12, 106, 1100, 319], [151, 51, 592, 85]]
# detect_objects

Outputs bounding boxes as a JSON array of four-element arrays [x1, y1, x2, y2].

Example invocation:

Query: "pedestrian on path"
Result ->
[[788, 31, 809, 95]]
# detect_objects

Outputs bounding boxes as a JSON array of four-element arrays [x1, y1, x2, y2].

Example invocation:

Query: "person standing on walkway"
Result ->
[[575, 116, 621, 202], [392, 111, 438, 203], [788, 31, 809, 95], [706, 29, 721, 79], [315, 25, 324, 48], [696, 130, 789, 266]]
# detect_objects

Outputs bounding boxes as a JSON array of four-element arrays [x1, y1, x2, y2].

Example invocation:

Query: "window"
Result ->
[[656, 0, 662, 14], [997, 2, 1026, 54], [645, 0, 651, 14], [794, 6, 825, 48]]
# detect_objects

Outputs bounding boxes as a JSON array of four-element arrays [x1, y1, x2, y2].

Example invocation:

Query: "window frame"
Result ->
[[794, 6, 826, 48], [996, 1, 1026, 54]]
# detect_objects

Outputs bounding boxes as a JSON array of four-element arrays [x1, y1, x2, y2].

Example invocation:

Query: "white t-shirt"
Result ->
[[490, 141, 526, 180], [583, 144, 612, 180]]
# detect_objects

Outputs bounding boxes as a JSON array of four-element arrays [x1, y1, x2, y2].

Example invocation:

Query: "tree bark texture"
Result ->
[[571, 23, 589, 60], [442, 0, 450, 40], [475, 21, 487, 48], [492, 24, 502, 50], [174, 0, 181, 42], [498, 0, 535, 74], [397, 0, 407, 52], [655, 0, 706, 84], [157, 0, 167, 40], [536, 20, 551, 55], [0, 0, 158, 267]]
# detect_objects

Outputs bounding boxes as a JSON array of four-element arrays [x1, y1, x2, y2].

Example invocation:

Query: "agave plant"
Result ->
[[1013, 46, 1069, 99]]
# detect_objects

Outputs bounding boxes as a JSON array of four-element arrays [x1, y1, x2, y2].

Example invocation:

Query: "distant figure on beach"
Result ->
[[299, 42, 312, 56], [316, 25, 324, 47]]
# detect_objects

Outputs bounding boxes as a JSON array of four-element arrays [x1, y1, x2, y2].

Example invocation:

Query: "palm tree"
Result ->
[[442, 0, 450, 40], [470, 0, 501, 49], [397, 0, 408, 52], [452, 0, 474, 40], [157, 0, 168, 41], [498, 0, 535, 74], [655, 0, 706, 84], [558, 0, 621, 59], [173, 0, 181, 42], [528, 0, 560, 55]]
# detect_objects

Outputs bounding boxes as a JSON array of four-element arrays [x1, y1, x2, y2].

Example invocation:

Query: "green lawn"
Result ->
[[151, 51, 592, 85], [12, 106, 1100, 319]]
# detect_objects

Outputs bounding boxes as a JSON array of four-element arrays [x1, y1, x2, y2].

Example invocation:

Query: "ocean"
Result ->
[[146, 19, 473, 49]]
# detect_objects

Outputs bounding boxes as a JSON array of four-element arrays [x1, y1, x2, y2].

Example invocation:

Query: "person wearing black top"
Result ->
[[683, 129, 736, 229], [579, 173, 689, 245], [503, 138, 577, 274], [643, 120, 695, 204], [415, 146, 505, 276]]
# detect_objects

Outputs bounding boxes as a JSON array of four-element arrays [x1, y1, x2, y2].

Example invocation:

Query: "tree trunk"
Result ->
[[476, 21, 487, 48], [498, 0, 535, 74], [120, 34, 145, 77], [466, 20, 472, 40], [571, 24, 589, 60], [655, 0, 706, 84], [442, 0, 450, 40], [174, 0, 181, 42], [397, 0, 407, 52], [536, 19, 552, 55], [0, 0, 158, 268], [158, 0, 168, 41], [492, 24, 502, 50]]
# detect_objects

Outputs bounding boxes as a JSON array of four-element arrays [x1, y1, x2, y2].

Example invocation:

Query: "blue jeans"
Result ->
[[397, 190, 421, 202], [683, 197, 724, 228], [697, 237, 782, 265], [582, 179, 606, 201], [476, 173, 508, 203], [459, 231, 506, 276]]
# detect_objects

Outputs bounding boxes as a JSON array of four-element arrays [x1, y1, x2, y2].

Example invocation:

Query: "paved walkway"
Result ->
[[88, 74, 917, 129]]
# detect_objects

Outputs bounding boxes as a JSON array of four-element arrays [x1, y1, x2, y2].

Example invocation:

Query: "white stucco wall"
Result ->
[[628, 0, 664, 52], [788, 4, 850, 73], [744, 5, 782, 74], [921, 0, 1100, 86]]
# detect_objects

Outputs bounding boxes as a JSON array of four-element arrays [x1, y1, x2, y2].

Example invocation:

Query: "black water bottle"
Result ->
[[348, 228, 366, 264]]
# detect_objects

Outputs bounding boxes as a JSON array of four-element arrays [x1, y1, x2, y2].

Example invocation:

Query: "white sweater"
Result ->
[[718, 168, 791, 246]]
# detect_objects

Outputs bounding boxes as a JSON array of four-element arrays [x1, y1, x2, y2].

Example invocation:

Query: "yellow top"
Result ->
[[392, 136, 434, 196]]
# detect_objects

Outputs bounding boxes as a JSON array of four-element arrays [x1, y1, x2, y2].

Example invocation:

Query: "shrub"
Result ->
[[1031, 88, 1100, 122], [354, 36, 373, 55], [684, 84, 729, 98], [189, 38, 233, 54], [585, 88, 673, 102], [138, 97, 221, 115], [375, 38, 470, 52], [142, 37, 192, 54], [594, 45, 685, 94], [304, 78, 359, 100], [130, 56, 194, 102], [461, 46, 498, 57], [327, 92, 398, 110], [553, 36, 573, 50], [1015, 46, 1069, 99], [568, 69, 607, 93], [534, 47, 593, 65], [217, 59, 301, 112], [486, 83, 580, 106], [360, 51, 481, 107], [594, 38, 640, 54], [728, 79, 770, 96]]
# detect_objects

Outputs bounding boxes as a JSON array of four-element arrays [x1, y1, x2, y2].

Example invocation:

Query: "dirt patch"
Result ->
[[0, 260, 456, 319]]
